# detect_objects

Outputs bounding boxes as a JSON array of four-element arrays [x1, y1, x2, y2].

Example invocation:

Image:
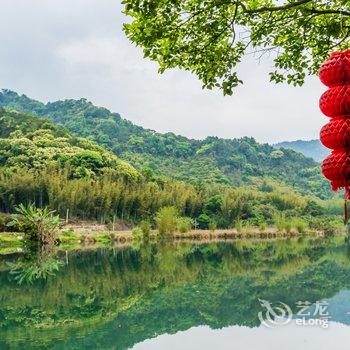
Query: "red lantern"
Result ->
[[322, 150, 350, 190], [319, 51, 350, 87], [319, 85, 350, 117], [320, 50, 350, 203], [320, 117, 350, 150]]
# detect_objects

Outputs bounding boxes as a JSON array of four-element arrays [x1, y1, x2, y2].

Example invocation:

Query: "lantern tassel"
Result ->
[[345, 200, 348, 224], [346, 190, 350, 238], [344, 188, 350, 224]]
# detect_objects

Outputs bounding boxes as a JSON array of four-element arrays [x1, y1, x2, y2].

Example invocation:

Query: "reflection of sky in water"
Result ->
[[290, 290, 350, 326], [133, 321, 350, 350], [134, 290, 350, 350]]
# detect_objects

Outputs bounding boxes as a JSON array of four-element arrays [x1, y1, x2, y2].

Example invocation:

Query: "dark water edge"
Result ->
[[1, 237, 350, 349]]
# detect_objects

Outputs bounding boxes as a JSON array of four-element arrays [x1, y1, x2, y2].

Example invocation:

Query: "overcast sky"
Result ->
[[0, 0, 327, 143]]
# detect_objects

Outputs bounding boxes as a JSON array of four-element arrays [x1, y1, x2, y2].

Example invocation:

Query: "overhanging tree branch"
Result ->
[[306, 8, 350, 17], [123, 0, 350, 94], [236, 0, 350, 17], [236, 0, 312, 14]]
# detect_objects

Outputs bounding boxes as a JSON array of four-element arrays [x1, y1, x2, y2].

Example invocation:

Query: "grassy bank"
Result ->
[[0, 225, 336, 256]]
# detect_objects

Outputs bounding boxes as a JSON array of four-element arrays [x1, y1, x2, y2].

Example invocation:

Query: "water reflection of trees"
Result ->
[[7, 243, 63, 285], [0, 238, 349, 349]]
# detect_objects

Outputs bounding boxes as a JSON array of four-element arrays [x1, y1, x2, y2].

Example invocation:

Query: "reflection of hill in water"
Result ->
[[1, 238, 350, 349]]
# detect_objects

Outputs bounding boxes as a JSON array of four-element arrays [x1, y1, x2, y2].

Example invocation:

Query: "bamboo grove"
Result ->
[[0, 165, 340, 228]]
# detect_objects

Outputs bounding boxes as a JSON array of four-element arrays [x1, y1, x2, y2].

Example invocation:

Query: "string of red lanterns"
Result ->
[[319, 50, 350, 222]]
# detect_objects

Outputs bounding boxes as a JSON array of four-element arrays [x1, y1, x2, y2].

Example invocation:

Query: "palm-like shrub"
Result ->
[[8, 204, 60, 245]]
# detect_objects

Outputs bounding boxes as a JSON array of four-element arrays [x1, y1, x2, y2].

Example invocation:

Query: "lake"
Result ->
[[1, 237, 350, 349]]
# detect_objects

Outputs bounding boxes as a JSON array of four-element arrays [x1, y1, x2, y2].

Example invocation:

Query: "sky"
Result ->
[[0, 0, 327, 143]]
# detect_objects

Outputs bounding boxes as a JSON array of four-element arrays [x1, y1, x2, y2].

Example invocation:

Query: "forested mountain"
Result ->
[[274, 139, 329, 162], [0, 96, 341, 228], [0, 89, 331, 199]]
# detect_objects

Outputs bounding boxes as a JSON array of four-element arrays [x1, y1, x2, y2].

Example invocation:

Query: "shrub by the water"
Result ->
[[292, 218, 307, 234], [284, 221, 292, 234], [177, 217, 193, 233], [259, 221, 267, 232], [235, 219, 243, 233], [131, 227, 143, 240], [156, 206, 178, 235], [8, 204, 60, 245], [209, 220, 217, 232], [197, 214, 210, 229], [140, 220, 152, 238], [273, 213, 286, 232]]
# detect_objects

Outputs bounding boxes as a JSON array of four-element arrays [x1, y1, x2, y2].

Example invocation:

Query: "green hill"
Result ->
[[0, 89, 331, 199], [0, 108, 139, 179], [274, 139, 329, 162], [0, 93, 342, 228]]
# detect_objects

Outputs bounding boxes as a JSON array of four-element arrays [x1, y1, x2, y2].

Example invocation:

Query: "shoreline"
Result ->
[[0, 226, 329, 256]]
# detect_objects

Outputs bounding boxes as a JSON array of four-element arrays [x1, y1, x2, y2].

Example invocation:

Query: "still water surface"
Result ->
[[1, 238, 350, 349]]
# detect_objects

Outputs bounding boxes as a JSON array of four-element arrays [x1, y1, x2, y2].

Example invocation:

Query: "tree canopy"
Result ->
[[122, 0, 350, 95]]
